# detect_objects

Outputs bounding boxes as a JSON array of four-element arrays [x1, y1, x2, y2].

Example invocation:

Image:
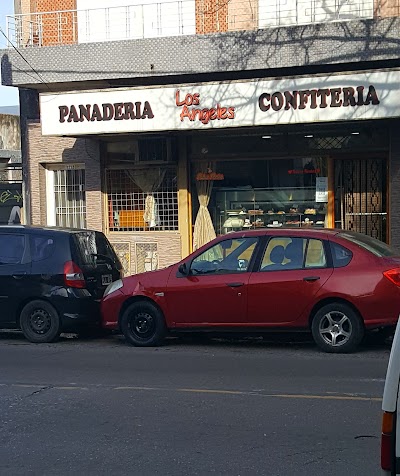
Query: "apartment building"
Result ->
[[2, 0, 400, 274]]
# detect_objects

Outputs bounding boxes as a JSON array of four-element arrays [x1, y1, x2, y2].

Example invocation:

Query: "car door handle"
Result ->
[[226, 282, 244, 288], [12, 274, 26, 280], [303, 276, 320, 282]]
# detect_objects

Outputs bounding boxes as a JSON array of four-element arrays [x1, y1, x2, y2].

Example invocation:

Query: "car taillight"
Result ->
[[383, 268, 400, 287], [64, 261, 86, 289], [381, 411, 395, 471]]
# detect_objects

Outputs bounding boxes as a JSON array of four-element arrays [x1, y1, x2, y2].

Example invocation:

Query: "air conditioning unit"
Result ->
[[106, 138, 171, 166]]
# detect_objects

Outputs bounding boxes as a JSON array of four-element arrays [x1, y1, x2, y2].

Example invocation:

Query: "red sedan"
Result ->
[[101, 229, 400, 353]]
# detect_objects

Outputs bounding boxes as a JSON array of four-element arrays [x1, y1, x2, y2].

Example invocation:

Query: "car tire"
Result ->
[[311, 302, 364, 353], [120, 301, 167, 347], [20, 300, 61, 343]]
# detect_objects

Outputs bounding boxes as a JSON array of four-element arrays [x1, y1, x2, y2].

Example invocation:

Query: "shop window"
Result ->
[[46, 166, 86, 229], [106, 167, 178, 232]]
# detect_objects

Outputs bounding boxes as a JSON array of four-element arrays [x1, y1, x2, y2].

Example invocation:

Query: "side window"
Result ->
[[261, 237, 306, 271], [191, 237, 258, 275], [31, 235, 56, 262], [305, 239, 327, 268], [330, 242, 353, 268], [0, 234, 25, 264]]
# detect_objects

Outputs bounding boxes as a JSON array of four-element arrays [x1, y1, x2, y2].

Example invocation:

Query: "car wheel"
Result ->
[[311, 302, 364, 353], [20, 300, 61, 343], [120, 301, 167, 347]]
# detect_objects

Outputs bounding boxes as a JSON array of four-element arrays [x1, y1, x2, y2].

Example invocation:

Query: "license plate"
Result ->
[[101, 274, 112, 286]]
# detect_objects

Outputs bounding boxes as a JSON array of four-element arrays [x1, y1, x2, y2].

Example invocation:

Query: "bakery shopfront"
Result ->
[[37, 70, 398, 273]]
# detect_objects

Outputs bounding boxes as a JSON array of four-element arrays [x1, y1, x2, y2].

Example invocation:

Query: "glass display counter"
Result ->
[[213, 187, 327, 235]]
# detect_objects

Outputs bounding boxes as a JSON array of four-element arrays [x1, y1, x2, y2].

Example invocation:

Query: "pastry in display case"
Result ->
[[215, 187, 327, 234]]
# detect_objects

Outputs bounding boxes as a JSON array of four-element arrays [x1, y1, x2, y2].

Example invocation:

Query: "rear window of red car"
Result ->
[[339, 232, 398, 257]]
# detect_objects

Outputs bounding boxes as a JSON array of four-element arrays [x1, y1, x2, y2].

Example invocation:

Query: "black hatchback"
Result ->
[[0, 226, 122, 343]]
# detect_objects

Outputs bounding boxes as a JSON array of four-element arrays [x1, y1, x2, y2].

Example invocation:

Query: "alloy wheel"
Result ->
[[318, 311, 352, 347]]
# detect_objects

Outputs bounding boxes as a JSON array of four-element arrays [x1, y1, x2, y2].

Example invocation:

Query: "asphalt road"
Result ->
[[0, 332, 391, 476]]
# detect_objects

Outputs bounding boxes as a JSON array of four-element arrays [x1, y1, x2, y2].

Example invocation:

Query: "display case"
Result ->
[[213, 187, 327, 235]]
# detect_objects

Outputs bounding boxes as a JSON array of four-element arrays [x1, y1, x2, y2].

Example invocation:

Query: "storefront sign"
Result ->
[[58, 101, 154, 123], [315, 177, 328, 203], [196, 172, 225, 181], [40, 70, 400, 136], [288, 168, 320, 175]]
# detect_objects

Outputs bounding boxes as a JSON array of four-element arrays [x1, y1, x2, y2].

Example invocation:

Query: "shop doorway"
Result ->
[[334, 158, 387, 242]]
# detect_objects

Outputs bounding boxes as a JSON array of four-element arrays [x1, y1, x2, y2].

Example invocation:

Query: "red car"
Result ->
[[101, 229, 400, 353]]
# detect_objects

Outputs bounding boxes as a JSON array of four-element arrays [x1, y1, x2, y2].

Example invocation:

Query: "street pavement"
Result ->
[[0, 331, 391, 475]]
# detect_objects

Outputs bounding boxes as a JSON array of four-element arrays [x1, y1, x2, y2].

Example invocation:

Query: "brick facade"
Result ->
[[375, 0, 400, 17], [26, 121, 102, 231], [26, 122, 182, 271], [36, 0, 77, 46]]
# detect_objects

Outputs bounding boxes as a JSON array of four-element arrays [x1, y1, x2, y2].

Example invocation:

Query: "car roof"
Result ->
[[220, 227, 342, 240], [0, 225, 98, 235]]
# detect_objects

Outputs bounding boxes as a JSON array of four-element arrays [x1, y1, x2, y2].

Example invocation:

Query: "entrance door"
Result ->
[[334, 158, 387, 242]]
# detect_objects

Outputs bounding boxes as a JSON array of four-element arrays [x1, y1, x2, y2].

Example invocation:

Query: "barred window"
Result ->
[[106, 167, 178, 232], [46, 166, 86, 229]]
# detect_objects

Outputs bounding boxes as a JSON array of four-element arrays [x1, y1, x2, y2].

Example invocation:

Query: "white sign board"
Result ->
[[316, 177, 329, 203], [40, 70, 400, 136]]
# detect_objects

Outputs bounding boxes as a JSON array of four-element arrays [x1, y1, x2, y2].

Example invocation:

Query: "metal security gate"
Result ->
[[334, 158, 387, 242]]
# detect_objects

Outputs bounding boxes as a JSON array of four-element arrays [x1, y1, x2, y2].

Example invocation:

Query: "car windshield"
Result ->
[[339, 232, 398, 257]]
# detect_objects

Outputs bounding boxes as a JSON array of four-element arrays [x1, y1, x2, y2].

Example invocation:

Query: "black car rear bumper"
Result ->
[[49, 288, 101, 331]]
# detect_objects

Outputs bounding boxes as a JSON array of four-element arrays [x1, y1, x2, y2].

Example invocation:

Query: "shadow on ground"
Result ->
[[0, 328, 392, 353]]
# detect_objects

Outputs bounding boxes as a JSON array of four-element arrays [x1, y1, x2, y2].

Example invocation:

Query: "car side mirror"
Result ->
[[178, 263, 189, 276]]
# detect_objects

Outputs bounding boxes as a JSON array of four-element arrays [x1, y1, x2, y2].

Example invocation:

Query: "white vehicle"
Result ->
[[382, 318, 400, 474]]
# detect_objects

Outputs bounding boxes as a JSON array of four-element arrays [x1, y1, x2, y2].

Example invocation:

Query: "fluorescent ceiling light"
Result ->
[[262, 135, 272, 139]]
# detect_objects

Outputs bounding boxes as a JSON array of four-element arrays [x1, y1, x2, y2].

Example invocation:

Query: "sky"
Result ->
[[0, 0, 19, 107]]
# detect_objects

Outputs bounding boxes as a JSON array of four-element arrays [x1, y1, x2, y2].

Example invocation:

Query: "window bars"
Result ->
[[106, 167, 178, 232], [54, 168, 86, 229]]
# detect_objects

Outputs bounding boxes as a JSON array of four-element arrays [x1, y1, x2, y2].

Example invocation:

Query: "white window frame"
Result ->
[[45, 164, 86, 228]]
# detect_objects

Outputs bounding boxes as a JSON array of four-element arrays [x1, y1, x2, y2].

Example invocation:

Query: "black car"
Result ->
[[0, 226, 122, 343]]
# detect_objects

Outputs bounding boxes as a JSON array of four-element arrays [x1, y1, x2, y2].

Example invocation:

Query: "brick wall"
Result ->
[[228, 0, 258, 31], [26, 122, 183, 270], [26, 121, 103, 231], [196, 0, 229, 34], [374, 0, 400, 17], [38, 0, 77, 46]]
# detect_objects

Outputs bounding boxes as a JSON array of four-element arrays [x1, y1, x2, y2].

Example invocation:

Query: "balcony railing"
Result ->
[[6, 0, 375, 48]]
